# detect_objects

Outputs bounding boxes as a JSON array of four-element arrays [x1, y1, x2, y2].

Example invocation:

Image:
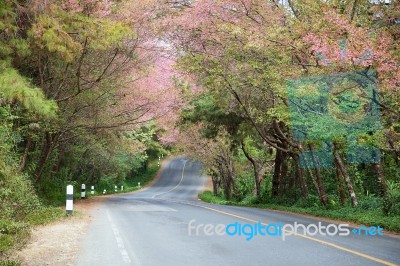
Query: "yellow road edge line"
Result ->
[[153, 160, 187, 198], [197, 205, 397, 266], [152, 162, 397, 266]]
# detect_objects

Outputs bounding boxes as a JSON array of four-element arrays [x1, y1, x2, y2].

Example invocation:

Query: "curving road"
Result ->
[[76, 157, 400, 266]]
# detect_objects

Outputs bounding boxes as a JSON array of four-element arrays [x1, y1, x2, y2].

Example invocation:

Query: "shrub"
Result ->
[[233, 174, 254, 201], [294, 195, 321, 208], [0, 220, 30, 253], [0, 259, 21, 266], [0, 173, 42, 221], [383, 181, 400, 216], [25, 207, 64, 226], [358, 194, 383, 211]]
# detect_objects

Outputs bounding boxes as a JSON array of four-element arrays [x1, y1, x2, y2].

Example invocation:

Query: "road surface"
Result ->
[[76, 157, 400, 266]]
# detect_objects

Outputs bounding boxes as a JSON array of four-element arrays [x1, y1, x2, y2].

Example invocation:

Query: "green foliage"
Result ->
[[359, 194, 384, 211], [0, 234, 14, 253], [0, 205, 63, 255], [0, 220, 30, 252], [32, 123, 166, 204], [0, 1, 30, 58], [383, 181, 400, 216], [123, 160, 160, 190], [233, 173, 254, 201], [198, 191, 232, 205], [0, 0, 169, 257], [0, 115, 63, 252], [180, 93, 242, 139], [0, 259, 20, 266], [0, 62, 57, 118], [293, 195, 322, 208], [30, 15, 81, 62], [35, 175, 70, 206], [0, 0, 398, 257], [24, 207, 64, 226], [104, 159, 159, 192], [178, 0, 399, 221], [28, 5, 133, 62], [240, 194, 259, 205], [0, 173, 42, 220], [0, 108, 42, 221], [198, 191, 400, 232], [0, 220, 29, 236]]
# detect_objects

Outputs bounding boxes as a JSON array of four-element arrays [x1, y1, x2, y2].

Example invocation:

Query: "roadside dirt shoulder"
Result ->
[[12, 197, 103, 266]]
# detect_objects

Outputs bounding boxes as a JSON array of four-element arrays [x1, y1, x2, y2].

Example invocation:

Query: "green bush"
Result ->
[[358, 194, 383, 211], [0, 207, 64, 254], [240, 194, 258, 205], [122, 159, 159, 190], [35, 176, 73, 206], [293, 195, 321, 208], [233, 174, 254, 201], [198, 191, 232, 205], [25, 207, 64, 226], [0, 220, 30, 252], [0, 173, 42, 221], [0, 259, 21, 266], [198, 190, 400, 232], [383, 181, 400, 216]]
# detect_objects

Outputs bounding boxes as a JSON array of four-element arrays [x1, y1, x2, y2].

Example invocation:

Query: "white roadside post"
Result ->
[[138, 182, 141, 188], [66, 185, 73, 216], [91, 186, 94, 195], [121, 185, 124, 191], [81, 184, 86, 199], [103, 189, 106, 194], [114, 185, 117, 192], [158, 156, 160, 167]]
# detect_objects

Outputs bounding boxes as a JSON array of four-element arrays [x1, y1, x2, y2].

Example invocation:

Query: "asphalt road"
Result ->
[[76, 157, 400, 266]]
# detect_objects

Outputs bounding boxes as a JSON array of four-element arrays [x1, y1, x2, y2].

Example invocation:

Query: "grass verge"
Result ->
[[198, 191, 400, 233], [88, 159, 160, 197], [122, 159, 160, 191], [1, 158, 161, 264], [0, 207, 64, 264], [0, 259, 20, 266]]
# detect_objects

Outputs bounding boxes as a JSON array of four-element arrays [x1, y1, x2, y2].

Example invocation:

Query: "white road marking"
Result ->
[[106, 210, 139, 265]]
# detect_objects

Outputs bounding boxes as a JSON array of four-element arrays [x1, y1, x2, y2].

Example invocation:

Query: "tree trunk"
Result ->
[[217, 159, 233, 200], [305, 167, 320, 195], [241, 142, 265, 197], [374, 163, 388, 197], [53, 144, 66, 173], [313, 168, 327, 206], [308, 144, 328, 207], [335, 161, 347, 206], [334, 152, 358, 207], [272, 149, 284, 197], [34, 132, 57, 182], [209, 167, 220, 196], [212, 175, 220, 195], [279, 157, 288, 196], [349, 0, 359, 22], [288, 170, 295, 192], [302, 154, 326, 205], [387, 132, 399, 164], [292, 153, 308, 197], [227, 157, 236, 198], [19, 137, 32, 172]]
